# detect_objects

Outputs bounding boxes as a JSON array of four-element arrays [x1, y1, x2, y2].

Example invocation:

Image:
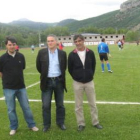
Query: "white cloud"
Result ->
[[0, 0, 128, 23]]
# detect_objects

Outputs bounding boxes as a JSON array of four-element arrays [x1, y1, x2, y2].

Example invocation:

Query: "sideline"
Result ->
[[24, 73, 39, 75], [1, 81, 140, 105], [1, 97, 140, 105], [0, 81, 40, 100], [22, 100, 140, 105], [26, 81, 40, 89]]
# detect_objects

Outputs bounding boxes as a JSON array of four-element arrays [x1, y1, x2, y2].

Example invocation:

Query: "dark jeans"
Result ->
[[41, 78, 65, 127]]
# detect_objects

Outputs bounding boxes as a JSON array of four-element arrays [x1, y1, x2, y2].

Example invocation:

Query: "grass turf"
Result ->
[[0, 44, 140, 139]]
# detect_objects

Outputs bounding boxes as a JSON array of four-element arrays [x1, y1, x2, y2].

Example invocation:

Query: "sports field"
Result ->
[[0, 44, 140, 140]]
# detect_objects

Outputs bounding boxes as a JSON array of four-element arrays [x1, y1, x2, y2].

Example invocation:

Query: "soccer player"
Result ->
[[117, 40, 122, 50], [58, 42, 64, 50], [31, 44, 35, 53], [0, 37, 39, 136], [98, 38, 113, 73], [68, 34, 102, 131], [15, 45, 19, 52], [136, 40, 139, 46]]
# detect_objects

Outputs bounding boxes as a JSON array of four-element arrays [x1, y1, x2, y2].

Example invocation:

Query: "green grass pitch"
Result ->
[[0, 44, 140, 140]]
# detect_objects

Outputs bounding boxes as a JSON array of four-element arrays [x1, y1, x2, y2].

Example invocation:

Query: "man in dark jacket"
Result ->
[[68, 34, 102, 131], [36, 34, 67, 132], [0, 37, 38, 136]]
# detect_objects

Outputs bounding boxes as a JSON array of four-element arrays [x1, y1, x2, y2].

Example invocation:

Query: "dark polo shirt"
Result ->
[[0, 52, 25, 89]]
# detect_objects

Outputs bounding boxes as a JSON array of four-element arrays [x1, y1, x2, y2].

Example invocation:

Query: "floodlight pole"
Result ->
[[116, 27, 118, 34], [1, 41, 4, 49], [39, 31, 41, 48], [38, 24, 41, 48]]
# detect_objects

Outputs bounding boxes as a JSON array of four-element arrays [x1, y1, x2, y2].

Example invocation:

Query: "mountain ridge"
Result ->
[[1, 0, 140, 32]]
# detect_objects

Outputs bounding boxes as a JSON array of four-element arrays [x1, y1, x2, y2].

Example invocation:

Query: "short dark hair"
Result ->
[[73, 34, 85, 41], [101, 38, 105, 42], [5, 36, 17, 45]]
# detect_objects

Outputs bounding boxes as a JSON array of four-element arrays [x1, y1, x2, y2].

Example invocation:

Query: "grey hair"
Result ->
[[47, 34, 58, 41]]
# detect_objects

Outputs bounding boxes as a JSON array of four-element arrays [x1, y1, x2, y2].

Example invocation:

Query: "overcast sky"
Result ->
[[0, 0, 127, 23]]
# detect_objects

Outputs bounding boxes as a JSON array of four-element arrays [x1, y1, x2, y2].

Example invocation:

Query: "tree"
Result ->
[[125, 31, 140, 41], [44, 26, 70, 36]]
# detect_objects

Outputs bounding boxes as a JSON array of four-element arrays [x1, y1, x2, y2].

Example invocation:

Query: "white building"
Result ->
[[57, 34, 125, 46]]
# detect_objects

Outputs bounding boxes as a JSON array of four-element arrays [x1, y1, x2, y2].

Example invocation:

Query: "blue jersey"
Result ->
[[98, 42, 109, 54]]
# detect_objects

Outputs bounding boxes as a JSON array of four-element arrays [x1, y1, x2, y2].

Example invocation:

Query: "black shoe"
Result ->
[[42, 126, 50, 132], [94, 124, 103, 129], [57, 124, 66, 130], [78, 125, 85, 131]]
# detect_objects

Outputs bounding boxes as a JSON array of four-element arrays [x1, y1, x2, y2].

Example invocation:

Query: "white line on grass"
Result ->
[[1, 82, 140, 105], [24, 73, 39, 75], [0, 81, 40, 100], [26, 81, 40, 89], [1, 97, 140, 105], [27, 100, 140, 105], [0, 97, 5, 100]]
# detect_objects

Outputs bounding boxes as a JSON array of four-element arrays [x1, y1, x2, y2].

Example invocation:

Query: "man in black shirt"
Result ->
[[0, 37, 39, 135]]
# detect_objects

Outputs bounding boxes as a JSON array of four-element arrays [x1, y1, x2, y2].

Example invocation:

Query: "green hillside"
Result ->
[[57, 19, 78, 26], [1, 0, 140, 44], [66, 10, 119, 32], [9, 20, 56, 31], [1, 0, 140, 33], [66, 6, 140, 32]]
